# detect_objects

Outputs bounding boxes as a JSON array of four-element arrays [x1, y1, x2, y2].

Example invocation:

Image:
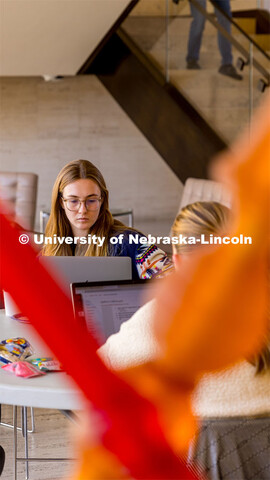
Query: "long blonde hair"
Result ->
[[171, 201, 230, 255], [42, 160, 126, 256], [172, 201, 270, 373]]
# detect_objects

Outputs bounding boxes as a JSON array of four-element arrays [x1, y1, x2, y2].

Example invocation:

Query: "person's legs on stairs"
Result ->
[[186, 0, 207, 67], [214, 0, 233, 65], [214, 0, 242, 79]]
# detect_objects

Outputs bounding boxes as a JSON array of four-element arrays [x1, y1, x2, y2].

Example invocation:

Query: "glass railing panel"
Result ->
[[167, 0, 269, 144], [122, 0, 269, 145], [167, 0, 248, 144], [122, 1, 170, 76], [230, 0, 270, 127], [249, 47, 269, 139]]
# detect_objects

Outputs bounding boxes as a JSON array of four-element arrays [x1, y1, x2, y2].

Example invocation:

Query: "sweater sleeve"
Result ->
[[109, 230, 174, 280], [135, 242, 174, 279]]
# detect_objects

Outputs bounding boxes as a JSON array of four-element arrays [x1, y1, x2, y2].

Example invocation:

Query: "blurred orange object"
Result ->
[[70, 445, 129, 480], [72, 96, 269, 477], [119, 95, 270, 454]]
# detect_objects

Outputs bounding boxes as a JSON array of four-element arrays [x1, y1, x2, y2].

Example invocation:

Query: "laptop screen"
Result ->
[[39, 256, 132, 296], [71, 280, 155, 344]]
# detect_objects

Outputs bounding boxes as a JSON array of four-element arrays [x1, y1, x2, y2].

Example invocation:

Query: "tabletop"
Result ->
[[0, 310, 85, 410]]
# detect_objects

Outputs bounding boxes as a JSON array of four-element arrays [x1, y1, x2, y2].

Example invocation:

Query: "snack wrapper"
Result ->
[[0, 337, 34, 365], [2, 361, 45, 378], [30, 357, 63, 372]]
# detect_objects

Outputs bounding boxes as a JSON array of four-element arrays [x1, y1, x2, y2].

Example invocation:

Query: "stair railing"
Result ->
[[165, 0, 269, 130], [166, 0, 269, 83]]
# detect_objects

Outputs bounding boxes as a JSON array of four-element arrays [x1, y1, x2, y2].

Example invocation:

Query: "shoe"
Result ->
[[218, 64, 242, 80], [186, 59, 201, 70], [0, 446, 5, 476]]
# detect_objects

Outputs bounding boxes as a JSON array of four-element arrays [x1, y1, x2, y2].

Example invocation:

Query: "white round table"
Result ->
[[0, 310, 86, 479], [0, 310, 85, 410]]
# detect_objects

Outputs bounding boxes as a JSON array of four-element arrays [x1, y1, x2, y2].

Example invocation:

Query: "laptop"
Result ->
[[71, 279, 155, 344], [4, 256, 132, 317]]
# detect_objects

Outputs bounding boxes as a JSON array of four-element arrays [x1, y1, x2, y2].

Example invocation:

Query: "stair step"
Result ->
[[231, 0, 258, 13], [233, 17, 256, 35], [170, 69, 261, 108], [250, 33, 270, 51], [169, 67, 264, 143]]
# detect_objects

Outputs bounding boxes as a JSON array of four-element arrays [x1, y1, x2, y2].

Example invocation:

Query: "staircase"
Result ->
[[77, 0, 269, 181], [122, 4, 270, 144]]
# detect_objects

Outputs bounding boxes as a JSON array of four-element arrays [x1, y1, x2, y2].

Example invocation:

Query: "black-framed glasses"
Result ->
[[62, 197, 102, 212]]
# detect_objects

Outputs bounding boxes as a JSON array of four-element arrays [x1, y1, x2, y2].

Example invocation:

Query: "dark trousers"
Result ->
[[187, 0, 233, 65]]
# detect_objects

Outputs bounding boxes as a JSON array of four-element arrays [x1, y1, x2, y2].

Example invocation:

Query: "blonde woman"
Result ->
[[99, 201, 231, 368], [42, 159, 172, 279], [99, 200, 270, 480]]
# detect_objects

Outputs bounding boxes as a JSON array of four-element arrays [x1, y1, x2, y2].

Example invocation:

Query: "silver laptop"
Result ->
[[4, 256, 132, 317], [71, 279, 155, 345]]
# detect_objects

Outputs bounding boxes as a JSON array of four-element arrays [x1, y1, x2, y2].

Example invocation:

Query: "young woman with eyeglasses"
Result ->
[[42, 159, 173, 279]]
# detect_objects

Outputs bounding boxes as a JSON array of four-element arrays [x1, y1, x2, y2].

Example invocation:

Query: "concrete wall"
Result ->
[[0, 75, 183, 237]]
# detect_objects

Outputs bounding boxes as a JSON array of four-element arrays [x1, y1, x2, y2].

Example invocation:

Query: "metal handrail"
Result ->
[[187, 0, 270, 83]]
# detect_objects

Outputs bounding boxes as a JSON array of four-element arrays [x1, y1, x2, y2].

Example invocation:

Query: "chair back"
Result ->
[[180, 178, 231, 210], [0, 172, 38, 230]]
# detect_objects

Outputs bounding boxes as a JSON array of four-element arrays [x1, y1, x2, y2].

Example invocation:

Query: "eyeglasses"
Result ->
[[62, 197, 102, 212]]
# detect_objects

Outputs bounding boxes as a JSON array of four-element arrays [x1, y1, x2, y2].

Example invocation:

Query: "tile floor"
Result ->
[[0, 405, 76, 480]]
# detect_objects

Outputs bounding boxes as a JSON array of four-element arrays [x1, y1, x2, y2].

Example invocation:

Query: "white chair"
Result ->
[[180, 178, 231, 210], [0, 172, 38, 230]]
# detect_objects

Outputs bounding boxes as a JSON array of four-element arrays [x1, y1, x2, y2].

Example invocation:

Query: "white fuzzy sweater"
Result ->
[[98, 300, 160, 370], [98, 301, 270, 418]]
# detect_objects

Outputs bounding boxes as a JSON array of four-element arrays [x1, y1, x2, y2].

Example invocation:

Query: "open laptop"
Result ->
[[4, 256, 132, 317], [71, 279, 155, 344]]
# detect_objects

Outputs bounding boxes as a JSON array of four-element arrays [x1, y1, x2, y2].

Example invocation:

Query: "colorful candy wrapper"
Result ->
[[0, 337, 34, 365], [30, 357, 63, 372], [2, 361, 44, 378]]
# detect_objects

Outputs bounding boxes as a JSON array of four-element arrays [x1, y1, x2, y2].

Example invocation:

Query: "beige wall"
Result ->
[[0, 0, 130, 76], [0, 75, 182, 236]]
